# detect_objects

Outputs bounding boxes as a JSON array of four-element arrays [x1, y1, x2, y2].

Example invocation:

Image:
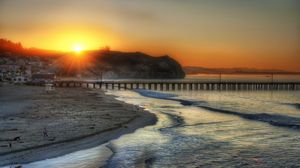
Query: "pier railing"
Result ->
[[54, 80, 300, 91]]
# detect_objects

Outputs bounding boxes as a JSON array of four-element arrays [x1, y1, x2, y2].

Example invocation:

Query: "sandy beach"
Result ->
[[0, 83, 157, 167]]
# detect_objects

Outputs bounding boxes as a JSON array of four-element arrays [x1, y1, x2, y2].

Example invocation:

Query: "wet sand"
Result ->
[[0, 83, 157, 167]]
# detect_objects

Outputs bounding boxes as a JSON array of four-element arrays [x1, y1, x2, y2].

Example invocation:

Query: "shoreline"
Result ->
[[0, 84, 157, 167]]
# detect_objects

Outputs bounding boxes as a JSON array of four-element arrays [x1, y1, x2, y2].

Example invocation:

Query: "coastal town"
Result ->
[[0, 39, 56, 84], [0, 54, 55, 84]]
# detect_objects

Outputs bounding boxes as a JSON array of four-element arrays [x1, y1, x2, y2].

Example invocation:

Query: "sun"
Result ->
[[73, 44, 84, 53]]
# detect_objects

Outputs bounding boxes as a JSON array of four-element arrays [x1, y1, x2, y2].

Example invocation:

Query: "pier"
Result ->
[[54, 80, 300, 91]]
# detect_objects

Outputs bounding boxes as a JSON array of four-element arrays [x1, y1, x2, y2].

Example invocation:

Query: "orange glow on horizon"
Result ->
[[1, 1, 300, 72], [2, 29, 300, 72], [13, 25, 120, 52]]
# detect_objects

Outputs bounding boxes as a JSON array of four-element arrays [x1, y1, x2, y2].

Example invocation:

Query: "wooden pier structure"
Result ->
[[54, 80, 300, 91]]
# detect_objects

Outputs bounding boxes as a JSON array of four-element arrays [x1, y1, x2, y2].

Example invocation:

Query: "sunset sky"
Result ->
[[0, 0, 299, 71]]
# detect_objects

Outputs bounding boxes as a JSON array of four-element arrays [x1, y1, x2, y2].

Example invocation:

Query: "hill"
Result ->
[[85, 50, 185, 79]]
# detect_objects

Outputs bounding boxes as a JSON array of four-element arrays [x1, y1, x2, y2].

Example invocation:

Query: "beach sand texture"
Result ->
[[0, 84, 156, 166]]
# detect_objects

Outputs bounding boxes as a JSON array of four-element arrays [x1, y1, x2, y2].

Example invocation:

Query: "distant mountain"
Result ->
[[184, 66, 300, 75]]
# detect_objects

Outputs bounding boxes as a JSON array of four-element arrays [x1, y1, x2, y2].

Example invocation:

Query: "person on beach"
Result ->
[[43, 127, 48, 137]]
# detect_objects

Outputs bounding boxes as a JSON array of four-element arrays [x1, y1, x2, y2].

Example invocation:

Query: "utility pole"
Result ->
[[218, 73, 222, 91], [100, 71, 103, 83]]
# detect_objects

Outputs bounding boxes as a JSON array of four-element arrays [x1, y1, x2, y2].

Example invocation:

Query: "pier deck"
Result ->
[[54, 80, 300, 91]]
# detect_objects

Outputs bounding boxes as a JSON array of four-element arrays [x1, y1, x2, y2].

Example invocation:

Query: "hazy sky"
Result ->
[[1, 0, 300, 71]]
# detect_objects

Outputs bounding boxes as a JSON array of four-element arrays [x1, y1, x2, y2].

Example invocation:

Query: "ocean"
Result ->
[[17, 75, 300, 168], [104, 89, 300, 167]]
